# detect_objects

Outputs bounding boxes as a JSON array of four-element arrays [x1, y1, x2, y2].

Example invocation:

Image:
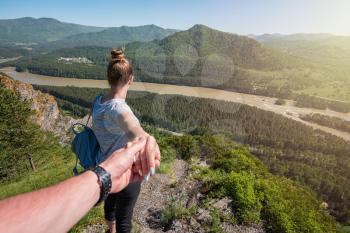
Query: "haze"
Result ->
[[1, 0, 350, 36]]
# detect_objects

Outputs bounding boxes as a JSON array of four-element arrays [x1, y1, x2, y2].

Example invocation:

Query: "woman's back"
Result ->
[[92, 95, 139, 162]]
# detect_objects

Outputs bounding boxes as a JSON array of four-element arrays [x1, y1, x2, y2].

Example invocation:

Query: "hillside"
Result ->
[[38, 25, 178, 51], [0, 17, 104, 44], [253, 34, 350, 100], [256, 34, 350, 67], [0, 76, 343, 232], [0, 73, 88, 143], [133, 24, 292, 70], [34, 85, 350, 226]]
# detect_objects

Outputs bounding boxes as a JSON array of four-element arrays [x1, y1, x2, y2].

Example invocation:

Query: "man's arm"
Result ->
[[0, 137, 147, 233]]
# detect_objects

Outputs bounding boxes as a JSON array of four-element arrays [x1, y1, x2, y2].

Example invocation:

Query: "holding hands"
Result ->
[[100, 136, 161, 193]]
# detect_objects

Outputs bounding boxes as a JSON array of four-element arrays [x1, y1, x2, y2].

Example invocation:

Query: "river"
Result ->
[[1, 67, 350, 141]]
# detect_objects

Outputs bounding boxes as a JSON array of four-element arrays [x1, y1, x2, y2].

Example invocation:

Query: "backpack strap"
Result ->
[[86, 94, 103, 126]]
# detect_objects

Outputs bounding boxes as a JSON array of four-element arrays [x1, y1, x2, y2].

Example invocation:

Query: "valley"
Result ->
[[2, 66, 350, 141]]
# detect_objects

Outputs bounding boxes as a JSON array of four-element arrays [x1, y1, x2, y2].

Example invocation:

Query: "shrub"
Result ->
[[170, 135, 200, 160], [275, 99, 286, 105]]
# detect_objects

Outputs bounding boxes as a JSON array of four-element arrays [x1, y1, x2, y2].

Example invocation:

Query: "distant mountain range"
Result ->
[[251, 33, 337, 42], [39, 24, 178, 51], [0, 17, 178, 51], [0, 17, 105, 44], [251, 33, 350, 79], [1, 17, 350, 101]]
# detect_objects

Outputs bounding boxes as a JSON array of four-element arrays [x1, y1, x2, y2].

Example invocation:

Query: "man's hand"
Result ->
[[100, 137, 146, 193], [0, 135, 161, 233]]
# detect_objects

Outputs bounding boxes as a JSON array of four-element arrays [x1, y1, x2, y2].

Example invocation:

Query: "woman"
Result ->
[[91, 49, 159, 233]]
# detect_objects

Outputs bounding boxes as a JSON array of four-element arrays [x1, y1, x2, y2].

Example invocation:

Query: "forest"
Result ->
[[0, 83, 72, 181], [34, 85, 350, 225], [0, 45, 29, 59], [301, 113, 350, 133], [295, 94, 350, 113]]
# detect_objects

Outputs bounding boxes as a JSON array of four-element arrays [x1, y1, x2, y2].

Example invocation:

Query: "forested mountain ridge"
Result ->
[[136, 24, 295, 70], [38, 24, 179, 51], [0, 17, 105, 44]]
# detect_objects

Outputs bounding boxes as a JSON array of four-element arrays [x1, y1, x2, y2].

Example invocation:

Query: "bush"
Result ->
[[170, 135, 200, 160], [224, 172, 262, 224], [195, 136, 338, 233], [160, 192, 195, 228], [275, 99, 286, 105]]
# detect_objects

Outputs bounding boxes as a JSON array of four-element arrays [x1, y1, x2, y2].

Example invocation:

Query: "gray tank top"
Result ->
[[91, 95, 139, 163]]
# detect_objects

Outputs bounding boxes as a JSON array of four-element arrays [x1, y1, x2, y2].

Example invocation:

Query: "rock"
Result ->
[[212, 197, 233, 217], [190, 217, 201, 229], [0, 73, 90, 144], [196, 208, 212, 224], [82, 224, 105, 233], [220, 223, 265, 233], [166, 220, 192, 233], [171, 159, 189, 180], [146, 207, 163, 229]]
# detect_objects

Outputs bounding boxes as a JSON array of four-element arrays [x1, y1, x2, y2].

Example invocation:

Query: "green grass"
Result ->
[[0, 163, 73, 199], [298, 84, 350, 102], [342, 226, 350, 233], [0, 159, 109, 233], [70, 206, 105, 233], [160, 192, 197, 226]]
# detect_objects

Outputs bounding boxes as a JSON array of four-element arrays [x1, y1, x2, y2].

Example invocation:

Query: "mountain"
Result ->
[[7, 24, 350, 101], [255, 34, 350, 85], [248, 33, 285, 42], [253, 33, 350, 60], [127, 24, 294, 70], [40, 25, 179, 50], [252, 33, 336, 43], [0, 17, 105, 44]]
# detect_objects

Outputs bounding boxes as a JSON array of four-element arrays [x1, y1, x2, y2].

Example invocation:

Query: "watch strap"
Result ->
[[91, 166, 112, 205]]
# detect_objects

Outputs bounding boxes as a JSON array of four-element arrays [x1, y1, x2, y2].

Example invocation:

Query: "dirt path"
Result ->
[[1, 67, 350, 141]]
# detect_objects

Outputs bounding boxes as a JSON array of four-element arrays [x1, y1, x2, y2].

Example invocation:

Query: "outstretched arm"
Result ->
[[117, 111, 149, 140], [0, 138, 147, 233], [118, 112, 161, 179]]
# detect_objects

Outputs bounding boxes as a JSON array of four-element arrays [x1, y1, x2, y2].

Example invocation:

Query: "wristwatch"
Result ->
[[90, 166, 112, 205]]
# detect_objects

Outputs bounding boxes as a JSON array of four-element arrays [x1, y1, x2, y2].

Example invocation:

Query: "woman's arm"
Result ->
[[117, 112, 161, 178], [0, 138, 148, 233], [117, 111, 149, 140]]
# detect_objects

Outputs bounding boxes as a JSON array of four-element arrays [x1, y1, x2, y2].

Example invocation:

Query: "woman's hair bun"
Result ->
[[111, 48, 125, 61]]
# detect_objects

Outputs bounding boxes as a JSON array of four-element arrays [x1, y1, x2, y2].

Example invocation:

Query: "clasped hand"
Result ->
[[100, 136, 161, 193]]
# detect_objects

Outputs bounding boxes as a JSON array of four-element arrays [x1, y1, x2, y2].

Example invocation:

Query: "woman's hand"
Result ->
[[130, 136, 161, 181]]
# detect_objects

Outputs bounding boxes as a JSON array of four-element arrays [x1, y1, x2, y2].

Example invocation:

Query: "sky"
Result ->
[[1, 0, 350, 36]]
